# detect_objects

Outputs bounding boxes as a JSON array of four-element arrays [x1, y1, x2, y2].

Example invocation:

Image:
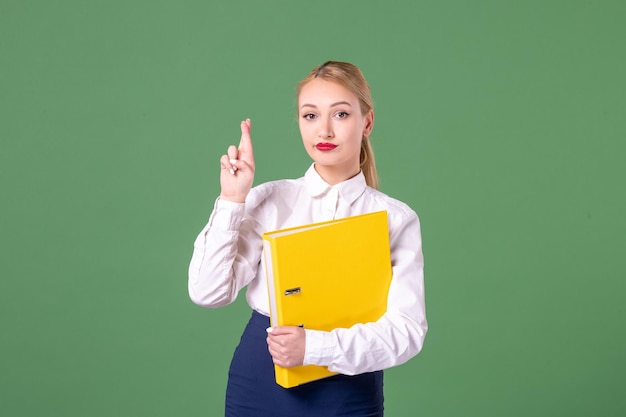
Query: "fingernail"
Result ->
[[230, 159, 237, 165], [229, 168, 235, 175], [266, 327, 273, 333]]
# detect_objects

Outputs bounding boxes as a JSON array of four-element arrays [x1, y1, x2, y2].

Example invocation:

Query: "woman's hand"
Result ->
[[266, 326, 306, 368], [219, 119, 255, 203]]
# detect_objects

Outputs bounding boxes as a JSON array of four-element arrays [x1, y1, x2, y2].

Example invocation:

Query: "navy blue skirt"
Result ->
[[225, 310, 384, 417]]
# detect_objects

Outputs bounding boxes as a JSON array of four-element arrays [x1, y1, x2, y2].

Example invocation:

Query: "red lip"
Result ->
[[315, 143, 337, 151]]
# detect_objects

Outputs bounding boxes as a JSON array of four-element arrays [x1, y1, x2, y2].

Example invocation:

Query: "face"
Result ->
[[298, 78, 374, 185]]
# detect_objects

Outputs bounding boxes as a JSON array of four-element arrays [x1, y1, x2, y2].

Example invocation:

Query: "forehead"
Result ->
[[298, 79, 359, 106]]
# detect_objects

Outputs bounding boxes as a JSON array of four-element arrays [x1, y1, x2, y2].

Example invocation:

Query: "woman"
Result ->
[[188, 61, 427, 416]]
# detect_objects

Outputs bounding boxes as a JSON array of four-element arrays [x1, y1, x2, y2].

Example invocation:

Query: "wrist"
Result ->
[[219, 193, 246, 203]]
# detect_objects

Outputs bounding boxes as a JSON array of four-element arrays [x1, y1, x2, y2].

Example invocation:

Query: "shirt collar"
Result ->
[[304, 164, 368, 204]]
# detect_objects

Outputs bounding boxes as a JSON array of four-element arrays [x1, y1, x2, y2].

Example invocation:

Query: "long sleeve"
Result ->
[[302, 207, 427, 375], [188, 198, 263, 308]]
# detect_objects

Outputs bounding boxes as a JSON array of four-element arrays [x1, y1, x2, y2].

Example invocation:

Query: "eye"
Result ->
[[335, 111, 350, 119], [302, 113, 317, 120]]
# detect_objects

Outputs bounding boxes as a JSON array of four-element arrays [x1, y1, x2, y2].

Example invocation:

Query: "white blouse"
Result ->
[[188, 164, 427, 375]]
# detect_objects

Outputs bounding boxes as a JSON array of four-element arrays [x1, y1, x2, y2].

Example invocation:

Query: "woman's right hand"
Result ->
[[219, 119, 255, 203]]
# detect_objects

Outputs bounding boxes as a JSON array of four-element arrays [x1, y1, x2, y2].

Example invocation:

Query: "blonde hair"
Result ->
[[297, 61, 379, 189]]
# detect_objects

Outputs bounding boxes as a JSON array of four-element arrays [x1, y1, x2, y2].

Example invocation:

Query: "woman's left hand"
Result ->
[[266, 326, 306, 368]]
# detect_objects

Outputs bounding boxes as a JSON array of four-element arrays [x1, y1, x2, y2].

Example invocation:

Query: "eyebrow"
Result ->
[[300, 101, 353, 109]]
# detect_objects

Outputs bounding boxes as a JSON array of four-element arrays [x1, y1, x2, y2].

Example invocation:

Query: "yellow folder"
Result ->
[[262, 210, 392, 388]]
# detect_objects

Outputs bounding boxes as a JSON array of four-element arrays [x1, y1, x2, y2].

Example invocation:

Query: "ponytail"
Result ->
[[360, 136, 379, 189]]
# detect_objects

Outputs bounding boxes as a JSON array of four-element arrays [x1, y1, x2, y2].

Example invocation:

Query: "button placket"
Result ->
[[325, 188, 339, 219]]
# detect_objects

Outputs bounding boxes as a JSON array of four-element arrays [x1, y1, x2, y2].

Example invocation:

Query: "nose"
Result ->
[[318, 117, 334, 139]]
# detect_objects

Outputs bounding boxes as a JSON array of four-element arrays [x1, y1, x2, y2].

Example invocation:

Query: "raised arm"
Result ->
[[188, 119, 262, 308]]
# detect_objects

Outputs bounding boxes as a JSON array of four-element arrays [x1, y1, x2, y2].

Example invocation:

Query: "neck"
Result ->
[[314, 163, 360, 186]]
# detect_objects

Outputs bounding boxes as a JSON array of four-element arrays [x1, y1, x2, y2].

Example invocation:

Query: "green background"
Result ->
[[2, 1, 625, 415]]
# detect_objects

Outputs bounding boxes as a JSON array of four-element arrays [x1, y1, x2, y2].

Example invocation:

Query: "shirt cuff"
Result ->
[[208, 198, 245, 231], [303, 329, 336, 367]]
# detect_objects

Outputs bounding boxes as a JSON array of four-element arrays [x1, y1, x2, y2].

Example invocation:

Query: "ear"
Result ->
[[362, 109, 374, 137]]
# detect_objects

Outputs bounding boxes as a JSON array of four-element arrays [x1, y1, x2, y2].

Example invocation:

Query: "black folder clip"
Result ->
[[284, 287, 301, 296]]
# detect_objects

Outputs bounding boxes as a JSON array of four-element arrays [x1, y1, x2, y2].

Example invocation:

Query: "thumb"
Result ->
[[266, 326, 300, 336]]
